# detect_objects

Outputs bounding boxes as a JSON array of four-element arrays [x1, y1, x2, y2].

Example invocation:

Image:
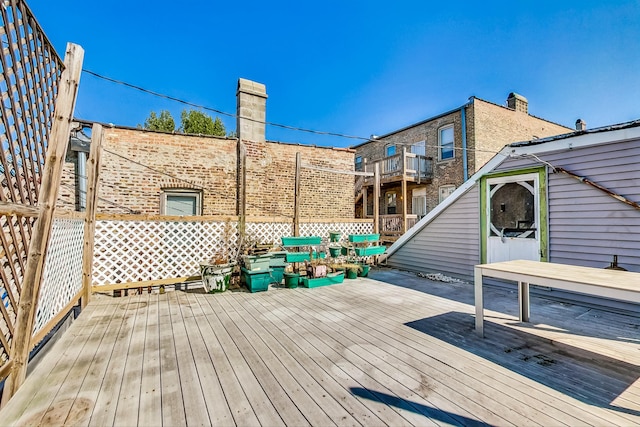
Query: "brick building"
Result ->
[[59, 79, 356, 220], [353, 93, 574, 241]]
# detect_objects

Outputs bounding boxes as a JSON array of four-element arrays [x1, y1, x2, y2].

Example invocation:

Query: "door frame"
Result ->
[[480, 166, 548, 264]]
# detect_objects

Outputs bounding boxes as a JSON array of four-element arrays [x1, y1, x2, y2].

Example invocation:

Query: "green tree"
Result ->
[[141, 110, 175, 132], [180, 109, 226, 136]]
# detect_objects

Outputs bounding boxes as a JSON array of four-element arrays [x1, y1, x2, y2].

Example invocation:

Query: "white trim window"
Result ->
[[439, 185, 456, 203], [161, 189, 202, 216], [411, 187, 428, 219], [438, 125, 454, 161]]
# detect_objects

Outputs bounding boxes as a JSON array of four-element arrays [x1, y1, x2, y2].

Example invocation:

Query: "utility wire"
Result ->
[[83, 69, 367, 141], [83, 68, 508, 156]]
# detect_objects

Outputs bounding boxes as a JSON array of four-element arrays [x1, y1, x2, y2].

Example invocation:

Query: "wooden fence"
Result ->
[[91, 214, 373, 291], [0, 0, 85, 404]]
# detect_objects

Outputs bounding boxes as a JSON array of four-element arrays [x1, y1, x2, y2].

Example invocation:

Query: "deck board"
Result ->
[[1, 269, 639, 427]]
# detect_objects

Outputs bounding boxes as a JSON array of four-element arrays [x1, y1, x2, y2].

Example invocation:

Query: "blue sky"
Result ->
[[29, 1, 640, 147]]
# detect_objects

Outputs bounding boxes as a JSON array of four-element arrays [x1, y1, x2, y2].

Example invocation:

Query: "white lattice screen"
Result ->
[[300, 222, 373, 244], [245, 222, 293, 247], [93, 219, 373, 287], [33, 219, 84, 335]]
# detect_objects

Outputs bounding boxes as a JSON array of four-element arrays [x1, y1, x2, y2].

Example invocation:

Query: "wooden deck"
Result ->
[[1, 269, 639, 426]]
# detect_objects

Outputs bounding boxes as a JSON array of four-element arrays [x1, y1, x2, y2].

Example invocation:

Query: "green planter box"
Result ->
[[281, 236, 322, 246], [268, 251, 288, 264], [283, 272, 300, 288], [354, 245, 386, 256], [242, 254, 272, 272], [348, 233, 380, 243], [285, 251, 326, 263], [270, 266, 285, 284], [241, 267, 271, 293], [300, 272, 345, 288]]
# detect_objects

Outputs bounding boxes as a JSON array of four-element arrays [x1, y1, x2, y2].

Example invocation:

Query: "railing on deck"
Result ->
[[380, 214, 419, 235], [92, 215, 374, 290], [364, 151, 433, 182]]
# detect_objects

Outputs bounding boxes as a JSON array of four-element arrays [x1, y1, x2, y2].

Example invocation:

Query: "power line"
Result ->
[[83, 69, 367, 141]]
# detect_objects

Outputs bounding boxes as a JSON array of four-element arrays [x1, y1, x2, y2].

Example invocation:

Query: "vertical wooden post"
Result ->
[[238, 142, 247, 247], [402, 178, 408, 234], [362, 187, 368, 219], [81, 124, 104, 308], [293, 152, 301, 236], [373, 162, 380, 234], [2, 43, 84, 405]]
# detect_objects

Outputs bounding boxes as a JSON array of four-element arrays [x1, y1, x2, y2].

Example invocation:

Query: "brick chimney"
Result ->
[[575, 119, 586, 131], [507, 92, 528, 114], [236, 78, 267, 143]]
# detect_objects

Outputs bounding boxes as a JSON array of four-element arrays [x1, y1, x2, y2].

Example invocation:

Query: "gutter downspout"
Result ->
[[461, 99, 472, 181]]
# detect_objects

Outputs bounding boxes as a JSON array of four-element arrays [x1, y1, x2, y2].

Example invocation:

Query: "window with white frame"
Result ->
[[385, 144, 396, 156], [438, 125, 454, 161], [412, 187, 428, 219], [439, 185, 456, 203], [161, 189, 202, 215]]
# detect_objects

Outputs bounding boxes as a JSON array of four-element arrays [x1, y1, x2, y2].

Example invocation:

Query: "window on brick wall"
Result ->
[[438, 125, 454, 161], [439, 185, 456, 203], [161, 189, 202, 216], [355, 156, 363, 171]]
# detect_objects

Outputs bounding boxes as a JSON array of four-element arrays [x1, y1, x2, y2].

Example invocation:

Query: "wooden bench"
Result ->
[[474, 259, 640, 337]]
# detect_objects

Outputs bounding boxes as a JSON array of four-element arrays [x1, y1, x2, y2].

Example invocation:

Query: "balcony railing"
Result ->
[[380, 214, 419, 234], [362, 150, 433, 183]]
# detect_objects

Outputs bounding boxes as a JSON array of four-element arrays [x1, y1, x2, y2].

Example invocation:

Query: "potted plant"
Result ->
[[200, 254, 236, 293], [341, 263, 362, 279]]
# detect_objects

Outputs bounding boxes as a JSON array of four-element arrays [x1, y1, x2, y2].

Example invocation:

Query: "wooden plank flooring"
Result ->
[[1, 268, 639, 426]]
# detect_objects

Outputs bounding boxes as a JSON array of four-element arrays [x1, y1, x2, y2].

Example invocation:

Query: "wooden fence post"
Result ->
[[81, 124, 103, 308], [293, 152, 301, 236], [2, 43, 84, 405], [373, 162, 380, 234]]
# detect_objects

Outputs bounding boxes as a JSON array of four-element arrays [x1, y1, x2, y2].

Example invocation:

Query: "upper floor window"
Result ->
[[438, 125, 454, 161], [439, 185, 456, 203], [355, 155, 363, 171], [385, 144, 396, 157], [161, 189, 202, 216]]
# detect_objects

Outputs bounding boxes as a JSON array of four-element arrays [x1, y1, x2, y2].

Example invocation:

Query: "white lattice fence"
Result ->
[[245, 221, 293, 246], [93, 219, 239, 286], [92, 218, 374, 287], [300, 222, 373, 244], [33, 218, 84, 335]]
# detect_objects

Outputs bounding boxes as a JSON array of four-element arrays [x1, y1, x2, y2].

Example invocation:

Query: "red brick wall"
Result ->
[[98, 128, 237, 215], [92, 127, 355, 218], [244, 140, 355, 218]]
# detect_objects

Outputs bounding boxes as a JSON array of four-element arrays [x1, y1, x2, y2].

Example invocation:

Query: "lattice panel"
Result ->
[[0, 1, 63, 206], [0, 214, 33, 368], [93, 220, 240, 287], [300, 222, 373, 244], [245, 221, 292, 247], [33, 218, 84, 335]]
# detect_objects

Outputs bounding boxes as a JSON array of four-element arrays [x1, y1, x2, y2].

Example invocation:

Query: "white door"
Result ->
[[486, 173, 541, 263]]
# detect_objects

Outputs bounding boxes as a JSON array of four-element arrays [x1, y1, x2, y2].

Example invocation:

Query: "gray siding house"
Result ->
[[384, 119, 640, 312]]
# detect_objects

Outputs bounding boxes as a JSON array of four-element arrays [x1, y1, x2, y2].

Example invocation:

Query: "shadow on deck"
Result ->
[[406, 312, 640, 417]]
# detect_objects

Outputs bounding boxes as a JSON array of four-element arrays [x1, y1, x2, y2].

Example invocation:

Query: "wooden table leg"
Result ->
[[474, 266, 484, 337], [518, 281, 530, 322]]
